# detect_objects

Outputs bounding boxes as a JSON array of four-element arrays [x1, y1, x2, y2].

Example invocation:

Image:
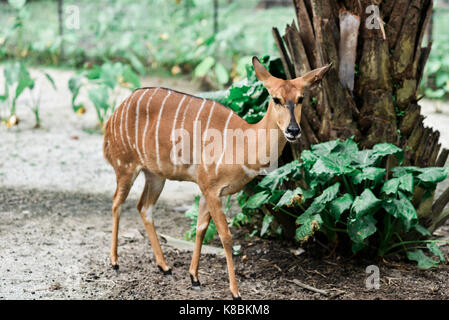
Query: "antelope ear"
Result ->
[[252, 56, 272, 82], [293, 63, 333, 89]]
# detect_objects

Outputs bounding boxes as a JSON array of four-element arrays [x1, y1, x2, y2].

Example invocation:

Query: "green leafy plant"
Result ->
[[237, 137, 449, 268], [184, 196, 217, 244], [68, 61, 140, 128], [184, 195, 234, 244], [199, 55, 285, 123], [0, 61, 55, 128]]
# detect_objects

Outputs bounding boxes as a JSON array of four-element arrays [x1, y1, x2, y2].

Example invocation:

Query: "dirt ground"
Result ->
[[1, 68, 449, 300], [0, 187, 448, 300]]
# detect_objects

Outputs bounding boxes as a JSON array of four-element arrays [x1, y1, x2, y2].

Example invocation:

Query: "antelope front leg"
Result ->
[[204, 192, 241, 299], [189, 196, 211, 289]]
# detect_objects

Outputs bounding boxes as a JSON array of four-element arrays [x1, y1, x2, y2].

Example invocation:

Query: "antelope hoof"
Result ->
[[190, 275, 201, 290], [111, 264, 119, 271], [158, 266, 172, 276], [232, 295, 242, 300]]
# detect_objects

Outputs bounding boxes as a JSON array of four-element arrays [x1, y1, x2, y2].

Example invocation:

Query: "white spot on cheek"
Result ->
[[144, 205, 154, 223], [117, 159, 121, 166]]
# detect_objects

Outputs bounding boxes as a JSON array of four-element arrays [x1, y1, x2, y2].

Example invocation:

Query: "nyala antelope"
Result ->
[[103, 57, 331, 299]]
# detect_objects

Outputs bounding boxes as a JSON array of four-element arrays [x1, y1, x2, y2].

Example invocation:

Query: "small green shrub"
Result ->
[[68, 61, 140, 127], [0, 61, 55, 127], [236, 137, 448, 268]]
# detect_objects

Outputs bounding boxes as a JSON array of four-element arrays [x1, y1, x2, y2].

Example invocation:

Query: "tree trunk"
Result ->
[[273, 0, 449, 229], [58, 0, 64, 59]]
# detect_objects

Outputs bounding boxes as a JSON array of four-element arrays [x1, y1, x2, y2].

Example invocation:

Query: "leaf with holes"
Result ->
[[348, 214, 377, 252]]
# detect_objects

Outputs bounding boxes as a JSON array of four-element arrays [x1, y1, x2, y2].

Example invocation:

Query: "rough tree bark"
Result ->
[[273, 0, 449, 230]]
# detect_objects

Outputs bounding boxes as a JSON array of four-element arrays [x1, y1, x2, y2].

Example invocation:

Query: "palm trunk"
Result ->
[[273, 0, 449, 229]]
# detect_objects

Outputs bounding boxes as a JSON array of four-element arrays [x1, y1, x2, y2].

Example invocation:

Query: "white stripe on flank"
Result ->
[[126, 90, 145, 152], [155, 90, 173, 172], [215, 111, 233, 175], [135, 89, 150, 164], [142, 88, 160, 163], [170, 95, 187, 169], [111, 101, 121, 143], [193, 99, 207, 165], [120, 94, 133, 153], [179, 97, 194, 166], [202, 101, 216, 172]]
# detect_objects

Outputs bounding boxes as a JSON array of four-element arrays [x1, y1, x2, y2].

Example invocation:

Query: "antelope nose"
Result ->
[[286, 126, 301, 137]]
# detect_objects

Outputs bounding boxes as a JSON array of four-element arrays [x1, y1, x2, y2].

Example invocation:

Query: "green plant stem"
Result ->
[[322, 224, 347, 234], [270, 203, 298, 219], [342, 175, 356, 196], [384, 239, 449, 255]]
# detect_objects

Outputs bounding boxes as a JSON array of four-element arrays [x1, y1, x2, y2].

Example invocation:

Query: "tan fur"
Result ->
[[103, 57, 331, 298]]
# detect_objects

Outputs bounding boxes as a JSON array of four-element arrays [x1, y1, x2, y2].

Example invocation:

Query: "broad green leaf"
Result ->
[[122, 66, 141, 89], [398, 173, 414, 193], [261, 215, 274, 237], [4, 61, 20, 85], [15, 64, 34, 99], [333, 136, 359, 155], [68, 75, 84, 104], [244, 191, 271, 209], [427, 243, 445, 262], [348, 214, 377, 251], [88, 86, 110, 112], [391, 166, 423, 178], [215, 63, 229, 85], [310, 154, 353, 177], [258, 160, 302, 191], [300, 150, 318, 165], [99, 63, 121, 89], [382, 192, 418, 231], [329, 193, 353, 222], [269, 189, 286, 204], [295, 214, 323, 242], [416, 167, 449, 184], [274, 187, 303, 209], [424, 88, 445, 99], [194, 56, 215, 77], [381, 178, 400, 195], [350, 150, 377, 168], [298, 183, 340, 224], [185, 195, 200, 220], [311, 139, 339, 156], [381, 173, 414, 195], [125, 52, 146, 76], [8, 0, 26, 9], [407, 250, 439, 269], [414, 224, 432, 236], [352, 167, 385, 185], [350, 189, 381, 220], [372, 143, 404, 164]]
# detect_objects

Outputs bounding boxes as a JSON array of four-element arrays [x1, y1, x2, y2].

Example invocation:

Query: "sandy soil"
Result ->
[[1, 68, 449, 300]]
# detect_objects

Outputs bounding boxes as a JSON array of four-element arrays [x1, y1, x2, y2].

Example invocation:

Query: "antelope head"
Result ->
[[252, 57, 332, 143]]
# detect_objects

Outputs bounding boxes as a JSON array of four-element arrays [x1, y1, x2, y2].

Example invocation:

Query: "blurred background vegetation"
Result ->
[[1, 0, 449, 95], [0, 0, 294, 88]]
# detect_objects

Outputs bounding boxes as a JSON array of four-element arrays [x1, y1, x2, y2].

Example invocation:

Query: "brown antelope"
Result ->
[[103, 57, 331, 299]]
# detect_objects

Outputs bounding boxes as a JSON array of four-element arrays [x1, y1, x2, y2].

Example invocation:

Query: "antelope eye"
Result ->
[[272, 97, 282, 105], [297, 96, 304, 104]]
